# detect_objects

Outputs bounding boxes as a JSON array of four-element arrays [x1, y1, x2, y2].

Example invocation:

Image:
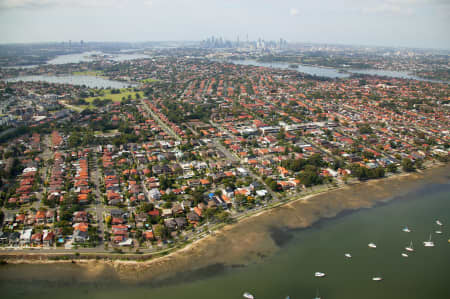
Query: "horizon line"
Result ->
[[0, 39, 449, 52]]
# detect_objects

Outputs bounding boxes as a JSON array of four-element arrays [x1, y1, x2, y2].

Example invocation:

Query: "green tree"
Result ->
[[297, 167, 323, 186], [387, 163, 397, 173], [402, 158, 415, 172], [216, 211, 233, 224], [153, 224, 167, 239], [137, 202, 154, 213], [358, 123, 373, 134], [415, 159, 423, 169], [265, 177, 281, 192]]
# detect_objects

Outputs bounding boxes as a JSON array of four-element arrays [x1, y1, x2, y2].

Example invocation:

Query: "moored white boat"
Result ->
[[436, 220, 443, 226], [402, 226, 411, 233], [423, 234, 434, 247], [345, 253, 352, 258], [368, 243, 377, 248], [401, 253, 408, 257], [243, 292, 255, 299], [405, 241, 414, 252], [315, 272, 326, 277], [435, 230, 442, 234], [372, 277, 383, 281]]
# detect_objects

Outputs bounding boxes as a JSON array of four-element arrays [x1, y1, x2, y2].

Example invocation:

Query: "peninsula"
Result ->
[[0, 44, 449, 268]]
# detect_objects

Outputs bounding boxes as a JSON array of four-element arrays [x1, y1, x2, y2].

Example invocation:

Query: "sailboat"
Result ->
[[405, 241, 414, 252], [402, 226, 411, 233], [423, 234, 435, 247]]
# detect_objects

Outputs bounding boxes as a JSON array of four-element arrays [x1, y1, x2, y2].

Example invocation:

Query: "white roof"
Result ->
[[256, 190, 268, 197], [149, 188, 160, 194], [21, 229, 33, 240], [23, 167, 37, 173], [118, 239, 133, 246]]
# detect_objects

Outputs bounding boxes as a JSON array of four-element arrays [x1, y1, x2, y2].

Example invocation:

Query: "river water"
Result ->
[[224, 59, 449, 84], [2, 51, 148, 88], [1, 169, 449, 299], [46, 51, 150, 65], [4, 75, 132, 89], [224, 59, 350, 79], [348, 69, 447, 84], [4, 55, 447, 87]]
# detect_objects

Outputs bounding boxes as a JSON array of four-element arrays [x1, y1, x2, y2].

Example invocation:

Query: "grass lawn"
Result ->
[[84, 88, 144, 104], [94, 129, 119, 137], [140, 78, 159, 83], [72, 70, 104, 76], [61, 102, 87, 112]]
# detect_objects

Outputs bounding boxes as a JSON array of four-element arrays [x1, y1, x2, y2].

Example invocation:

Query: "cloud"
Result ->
[[358, 0, 450, 16], [289, 8, 299, 16], [362, 3, 413, 15], [0, 0, 56, 9], [358, 0, 421, 16], [388, 0, 449, 4], [0, 0, 152, 9]]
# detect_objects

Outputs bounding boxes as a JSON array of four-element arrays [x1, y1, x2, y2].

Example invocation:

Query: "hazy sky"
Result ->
[[0, 0, 449, 49]]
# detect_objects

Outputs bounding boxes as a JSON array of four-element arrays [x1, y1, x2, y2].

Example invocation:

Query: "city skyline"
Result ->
[[0, 0, 449, 49]]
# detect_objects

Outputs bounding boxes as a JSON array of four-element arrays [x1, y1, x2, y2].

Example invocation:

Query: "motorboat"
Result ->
[[436, 220, 443, 226], [368, 243, 377, 248], [345, 253, 352, 258], [402, 226, 411, 233], [243, 292, 255, 299], [401, 253, 408, 257], [372, 277, 383, 281], [315, 272, 326, 277], [435, 230, 442, 234]]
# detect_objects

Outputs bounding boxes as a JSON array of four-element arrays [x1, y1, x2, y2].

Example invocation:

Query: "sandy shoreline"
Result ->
[[1, 163, 449, 282]]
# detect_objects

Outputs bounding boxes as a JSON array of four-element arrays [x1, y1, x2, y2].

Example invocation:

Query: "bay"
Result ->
[[4, 75, 132, 89], [348, 69, 448, 84], [224, 59, 449, 84], [221, 59, 350, 78], [46, 51, 150, 65], [1, 175, 449, 299]]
